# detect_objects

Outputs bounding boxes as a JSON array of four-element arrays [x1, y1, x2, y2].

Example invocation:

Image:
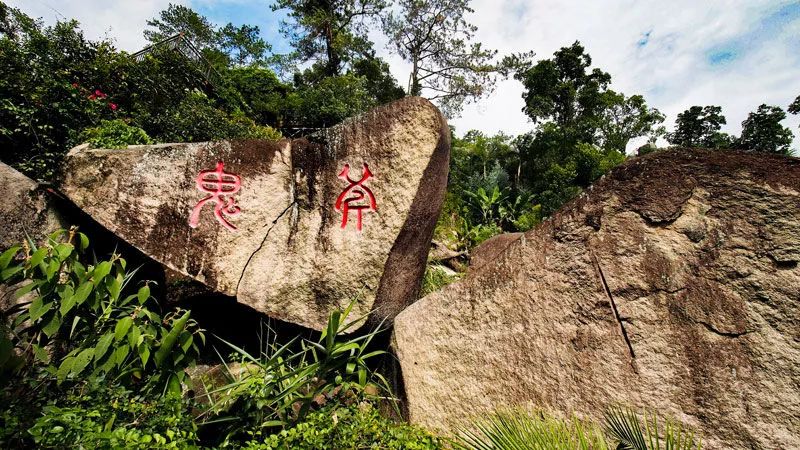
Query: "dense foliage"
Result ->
[[434, 43, 656, 252], [79, 119, 153, 149], [0, 229, 204, 447], [0, 2, 402, 180], [0, 230, 440, 449], [198, 302, 396, 446], [245, 402, 443, 449]]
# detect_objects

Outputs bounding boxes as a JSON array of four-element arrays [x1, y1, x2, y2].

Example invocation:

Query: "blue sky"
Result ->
[[192, 0, 292, 54], [11, 0, 800, 151]]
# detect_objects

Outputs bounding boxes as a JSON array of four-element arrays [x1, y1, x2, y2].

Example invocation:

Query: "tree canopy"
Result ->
[[383, 0, 529, 117], [273, 0, 386, 77], [735, 104, 794, 155], [666, 105, 732, 148], [144, 3, 271, 67]]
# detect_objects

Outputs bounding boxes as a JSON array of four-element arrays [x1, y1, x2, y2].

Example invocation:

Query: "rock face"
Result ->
[[59, 97, 449, 330], [393, 149, 800, 449], [0, 162, 64, 250], [0, 163, 65, 310]]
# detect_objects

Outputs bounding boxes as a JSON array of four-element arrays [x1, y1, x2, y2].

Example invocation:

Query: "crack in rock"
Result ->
[[235, 201, 297, 294], [590, 251, 639, 374], [696, 320, 752, 338]]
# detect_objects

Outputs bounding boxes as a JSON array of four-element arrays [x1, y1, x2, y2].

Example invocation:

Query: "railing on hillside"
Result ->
[[131, 33, 221, 87], [278, 126, 329, 139]]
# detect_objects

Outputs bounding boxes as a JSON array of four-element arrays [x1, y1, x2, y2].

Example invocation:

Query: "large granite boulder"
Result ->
[[59, 97, 449, 330], [0, 162, 64, 250], [393, 149, 800, 449]]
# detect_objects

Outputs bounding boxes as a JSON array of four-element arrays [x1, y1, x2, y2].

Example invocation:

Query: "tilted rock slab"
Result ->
[[59, 97, 449, 330], [393, 149, 800, 449]]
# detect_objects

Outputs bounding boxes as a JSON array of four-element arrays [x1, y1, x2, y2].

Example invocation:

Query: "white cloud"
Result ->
[[6, 0, 182, 52], [390, 0, 800, 151]]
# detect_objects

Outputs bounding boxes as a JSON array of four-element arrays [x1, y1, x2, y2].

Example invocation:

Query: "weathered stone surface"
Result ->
[[59, 97, 449, 330], [466, 232, 522, 275], [393, 149, 800, 449], [1, 163, 65, 311], [0, 162, 64, 250]]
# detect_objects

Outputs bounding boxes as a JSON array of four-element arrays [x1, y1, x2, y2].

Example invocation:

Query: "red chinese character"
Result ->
[[188, 161, 241, 231], [335, 163, 377, 231]]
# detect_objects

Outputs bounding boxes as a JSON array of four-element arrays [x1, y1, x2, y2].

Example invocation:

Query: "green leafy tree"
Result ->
[[145, 3, 270, 67], [228, 67, 299, 127], [515, 41, 611, 145], [509, 42, 631, 216], [597, 91, 665, 153], [271, 1, 403, 127], [144, 3, 218, 48], [0, 4, 124, 179], [383, 0, 518, 117], [666, 105, 733, 148], [351, 53, 406, 104], [734, 104, 794, 155], [273, 0, 387, 77], [293, 73, 376, 127], [219, 23, 271, 66], [288, 51, 404, 127], [789, 94, 800, 116]]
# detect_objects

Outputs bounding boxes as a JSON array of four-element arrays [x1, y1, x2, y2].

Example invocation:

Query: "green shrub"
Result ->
[[242, 402, 443, 450], [198, 302, 394, 446], [80, 119, 153, 148], [470, 223, 503, 247], [0, 229, 204, 395], [512, 204, 542, 232], [0, 5, 127, 179], [155, 92, 281, 143], [293, 74, 376, 127], [26, 383, 198, 449]]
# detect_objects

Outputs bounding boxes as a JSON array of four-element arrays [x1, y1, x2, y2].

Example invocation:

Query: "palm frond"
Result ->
[[454, 408, 610, 450], [603, 406, 701, 450]]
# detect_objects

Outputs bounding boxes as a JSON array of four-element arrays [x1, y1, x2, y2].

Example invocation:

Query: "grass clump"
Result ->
[[421, 263, 463, 296]]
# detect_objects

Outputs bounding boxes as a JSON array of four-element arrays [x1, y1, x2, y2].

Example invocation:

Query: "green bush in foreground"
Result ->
[[0, 229, 204, 395], [242, 402, 443, 450], [199, 302, 397, 446], [25, 383, 198, 449], [0, 229, 203, 448]]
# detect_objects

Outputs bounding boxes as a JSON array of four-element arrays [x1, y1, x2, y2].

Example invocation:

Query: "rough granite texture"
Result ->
[[59, 97, 449, 330], [0, 162, 64, 250], [393, 149, 800, 449], [0, 162, 65, 310]]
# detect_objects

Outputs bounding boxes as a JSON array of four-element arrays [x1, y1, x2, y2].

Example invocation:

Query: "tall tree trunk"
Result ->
[[324, 22, 339, 76], [410, 54, 421, 96]]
